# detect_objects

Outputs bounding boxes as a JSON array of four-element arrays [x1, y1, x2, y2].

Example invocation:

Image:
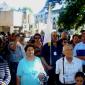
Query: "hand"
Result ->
[[47, 65, 52, 70], [1, 82, 6, 85], [38, 73, 45, 81]]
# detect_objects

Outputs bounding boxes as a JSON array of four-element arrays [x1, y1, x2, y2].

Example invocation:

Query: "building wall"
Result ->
[[0, 11, 13, 26], [0, 26, 10, 32], [13, 11, 23, 26], [0, 27, 2, 31], [0, 11, 23, 33]]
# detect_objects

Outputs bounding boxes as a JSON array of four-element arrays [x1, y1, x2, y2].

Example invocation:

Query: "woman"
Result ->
[[33, 33, 43, 57], [0, 56, 11, 85], [16, 44, 46, 85]]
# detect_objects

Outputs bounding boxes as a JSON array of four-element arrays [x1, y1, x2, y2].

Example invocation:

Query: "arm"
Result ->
[[78, 56, 85, 60], [55, 60, 60, 84], [41, 43, 52, 70], [16, 61, 23, 85], [41, 57, 52, 70], [55, 60, 60, 75], [16, 76, 20, 85]]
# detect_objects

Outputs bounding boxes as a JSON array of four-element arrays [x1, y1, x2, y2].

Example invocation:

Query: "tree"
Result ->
[[57, 0, 85, 31]]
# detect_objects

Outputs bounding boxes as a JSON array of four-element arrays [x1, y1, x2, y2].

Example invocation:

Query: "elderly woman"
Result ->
[[16, 44, 46, 85], [0, 56, 11, 85]]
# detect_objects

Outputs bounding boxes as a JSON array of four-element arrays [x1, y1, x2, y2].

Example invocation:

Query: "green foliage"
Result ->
[[57, 0, 85, 31]]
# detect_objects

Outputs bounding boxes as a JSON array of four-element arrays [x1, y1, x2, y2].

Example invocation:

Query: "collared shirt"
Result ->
[[56, 57, 82, 84], [73, 42, 85, 65], [9, 45, 24, 62]]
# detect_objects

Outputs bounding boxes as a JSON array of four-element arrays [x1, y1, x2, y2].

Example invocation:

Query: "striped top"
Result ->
[[0, 56, 11, 85]]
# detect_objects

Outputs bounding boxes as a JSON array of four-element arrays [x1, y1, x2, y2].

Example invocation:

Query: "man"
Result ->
[[73, 30, 85, 73], [41, 31, 62, 85], [8, 39, 24, 85], [58, 31, 69, 52], [70, 34, 79, 48], [56, 44, 82, 85]]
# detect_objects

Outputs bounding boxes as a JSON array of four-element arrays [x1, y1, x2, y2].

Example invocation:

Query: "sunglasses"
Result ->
[[34, 37, 40, 39]]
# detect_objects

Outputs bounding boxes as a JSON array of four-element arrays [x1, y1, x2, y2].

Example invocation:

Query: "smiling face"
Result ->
[[26, 46, 34, 57], [73, 35, 79, 44]]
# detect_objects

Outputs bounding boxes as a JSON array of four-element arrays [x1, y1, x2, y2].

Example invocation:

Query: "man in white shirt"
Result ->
[[56, 44, 82, 85]]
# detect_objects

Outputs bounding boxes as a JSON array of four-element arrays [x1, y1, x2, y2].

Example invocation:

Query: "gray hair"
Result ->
[[63, 44, 73, 52]]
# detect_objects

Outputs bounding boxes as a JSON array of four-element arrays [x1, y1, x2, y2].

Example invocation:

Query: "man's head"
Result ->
[[72, 34, 79, 44], [51, 31, 58, 42], [61, 32, 68, 39], [63, 44, 73, 60]]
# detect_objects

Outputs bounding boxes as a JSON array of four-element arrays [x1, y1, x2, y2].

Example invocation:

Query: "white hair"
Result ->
[[63, 44, 73, 52]]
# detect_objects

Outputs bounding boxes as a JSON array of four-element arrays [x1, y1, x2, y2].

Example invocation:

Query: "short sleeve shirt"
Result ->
[[17, 57, 46, 85]]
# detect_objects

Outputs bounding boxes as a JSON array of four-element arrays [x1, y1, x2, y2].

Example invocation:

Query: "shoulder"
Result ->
[[75, 42, 83, 47], [35, 56, 41, 61], [74, 42, 82, 50], [73, 57, 82, 63], [43, 42, 51, 47], [56, 57, 63, 64], [19, 58, 25, 64]]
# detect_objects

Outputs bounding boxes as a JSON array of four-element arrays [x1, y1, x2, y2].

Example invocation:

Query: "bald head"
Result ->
[[61, 32, 67, 39]]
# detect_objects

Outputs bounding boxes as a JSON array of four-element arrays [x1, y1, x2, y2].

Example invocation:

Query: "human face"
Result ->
[[34, 36, 41, 42], [51, 32, 58, 42], [63, 45, 73, 58], [26, 47, 34, 57], [75, 77, 84, 85], [73, 36, 79, 44], [61, 32, 67, 39], [81, 33, 85, 43], [10, 42, 16, 51]]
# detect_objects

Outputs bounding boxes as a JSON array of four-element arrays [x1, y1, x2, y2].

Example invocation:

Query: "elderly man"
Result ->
[[56, 44, 82, 85], [41, 31, 62, 85]]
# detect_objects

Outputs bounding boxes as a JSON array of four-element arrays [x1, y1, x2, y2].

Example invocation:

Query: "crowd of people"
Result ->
[[0, 30, 85, 85]]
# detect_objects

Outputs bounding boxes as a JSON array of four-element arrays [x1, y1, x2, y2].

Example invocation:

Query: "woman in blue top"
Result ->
[[16, 44, 46, 85]]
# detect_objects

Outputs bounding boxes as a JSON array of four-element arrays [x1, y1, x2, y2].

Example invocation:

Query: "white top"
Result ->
[[56, 57, 82, 84], [73, 42, 85, 64]]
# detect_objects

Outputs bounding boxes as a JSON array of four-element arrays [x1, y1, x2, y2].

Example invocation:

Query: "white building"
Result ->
[[0, 10, 23, 33]]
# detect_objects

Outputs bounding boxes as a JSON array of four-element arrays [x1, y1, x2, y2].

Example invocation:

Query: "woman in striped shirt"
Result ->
[[0, 56, 11, 85]]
